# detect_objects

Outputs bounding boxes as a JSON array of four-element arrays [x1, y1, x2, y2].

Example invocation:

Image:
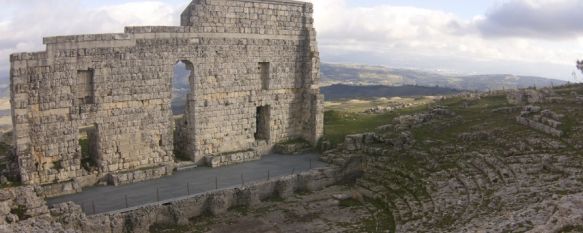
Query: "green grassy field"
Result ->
[[324, 105, 429, 145]]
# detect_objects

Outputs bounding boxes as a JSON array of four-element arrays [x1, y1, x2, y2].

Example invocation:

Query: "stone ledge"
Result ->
[[38, 180, 82, 198], [106, 164, 174, 186], [205, 150, 260, 168]]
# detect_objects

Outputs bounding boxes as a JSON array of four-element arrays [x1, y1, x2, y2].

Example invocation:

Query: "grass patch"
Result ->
[[279, 138, 310, 145], [558, 225, 583, 233], [324, 105, 427, 145]]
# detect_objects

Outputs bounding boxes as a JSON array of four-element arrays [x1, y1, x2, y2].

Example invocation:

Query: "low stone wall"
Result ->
[[516, 116, 564, 137], [106, 164, 174, 186], [1, 165, 360, 233], [86, 167, 345, 233], [343, 133, 378, 152]]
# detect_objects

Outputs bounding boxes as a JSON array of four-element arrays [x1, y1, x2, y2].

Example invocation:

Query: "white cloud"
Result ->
[[1, 0, 581, 82], [475, 0, 583, 39], [307, 0, 583, 80], [0, 0, 181, 83]]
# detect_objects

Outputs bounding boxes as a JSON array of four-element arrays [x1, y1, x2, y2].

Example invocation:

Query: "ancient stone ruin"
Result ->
[[9, 0, 323, 188]]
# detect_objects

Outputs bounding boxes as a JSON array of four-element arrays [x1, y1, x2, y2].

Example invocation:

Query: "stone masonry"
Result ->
[[9, 0, 323, 186]]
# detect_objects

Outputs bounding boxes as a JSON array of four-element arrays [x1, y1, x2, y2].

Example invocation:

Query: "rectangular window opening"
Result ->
[[259, 62, 270, 90], [77, 69, 95, 104], [255, 106, 270, 141]]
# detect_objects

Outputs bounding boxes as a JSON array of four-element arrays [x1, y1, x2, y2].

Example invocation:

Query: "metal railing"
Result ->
[[75, 159, 317, 215]]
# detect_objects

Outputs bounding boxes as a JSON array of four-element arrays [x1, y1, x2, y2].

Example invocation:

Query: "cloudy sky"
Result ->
[[1, 0, 582, 82]]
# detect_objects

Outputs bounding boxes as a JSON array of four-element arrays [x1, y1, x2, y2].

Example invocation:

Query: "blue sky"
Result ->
[[0, 0, 582, 82]]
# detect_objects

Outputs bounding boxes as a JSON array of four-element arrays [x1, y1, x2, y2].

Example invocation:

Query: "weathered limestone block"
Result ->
[[274, 176, 296, 199], [38, 180, 82, 198], [205, 150, 260, 168], [507, 89, 547, 105], [516, 116, 564, 137], [344, 133, 377, 151], [106, 164, 173, 186], [208, 189, 235, 216]]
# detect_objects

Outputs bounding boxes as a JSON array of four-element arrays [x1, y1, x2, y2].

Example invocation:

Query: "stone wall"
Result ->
[[10, 0, 323, 186], [1, 165, 360, 233]]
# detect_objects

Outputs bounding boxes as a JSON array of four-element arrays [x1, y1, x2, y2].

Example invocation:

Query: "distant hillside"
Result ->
[[0, 74, 8, 98], [321, 84, 461, 100], [321, 63, 568, 91]]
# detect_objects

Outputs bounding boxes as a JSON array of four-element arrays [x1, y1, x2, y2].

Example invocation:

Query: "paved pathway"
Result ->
[[47, 153, 327, 215]]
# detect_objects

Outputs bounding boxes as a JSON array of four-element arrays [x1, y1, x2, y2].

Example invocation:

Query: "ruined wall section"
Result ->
[[10, 0, 322, 185]]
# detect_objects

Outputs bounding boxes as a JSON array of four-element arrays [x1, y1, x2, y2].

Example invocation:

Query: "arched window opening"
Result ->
[[172, 61, 192, 116], [172, 60, 193, 162]]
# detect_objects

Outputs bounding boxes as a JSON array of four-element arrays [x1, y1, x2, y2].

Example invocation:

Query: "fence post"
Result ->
[[187, 182, 191, 195], [215, 176, 218, 189], [267, 168, 270, 181], [241, 173, 245, 186], [92, 200, 96, 215], [125, 195, 129, 208], [156, 187, 160, 202]]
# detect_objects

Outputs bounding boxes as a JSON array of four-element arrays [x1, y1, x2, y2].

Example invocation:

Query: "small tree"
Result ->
[[578, 60, 583, 74]]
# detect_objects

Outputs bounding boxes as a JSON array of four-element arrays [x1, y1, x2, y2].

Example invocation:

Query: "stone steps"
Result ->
[[488, 153, 518, 179], [458, 162, 491, 190], [453, 171, 486, 224], [363, 175, 415, 221], [472, 155, 510, 184]]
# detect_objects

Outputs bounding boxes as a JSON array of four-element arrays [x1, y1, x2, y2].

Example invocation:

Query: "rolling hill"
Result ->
[[321, 63, 569, 91], [321, 84, 460, 100]]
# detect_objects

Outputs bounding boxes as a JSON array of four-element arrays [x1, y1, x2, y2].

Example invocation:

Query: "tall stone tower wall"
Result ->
[[10, 0, 322, 185]]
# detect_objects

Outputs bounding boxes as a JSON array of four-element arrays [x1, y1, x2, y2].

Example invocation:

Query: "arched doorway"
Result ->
[[172, 60, 193, 161]]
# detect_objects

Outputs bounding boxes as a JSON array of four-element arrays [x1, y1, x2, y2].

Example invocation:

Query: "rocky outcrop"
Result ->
[[364, 103, 415, 114], [458, 130, 499, 142], [0, 186, 49, 225], [516, 106, 564, 137], [507, 89, 550, 105], [529, 194, 583, 233]]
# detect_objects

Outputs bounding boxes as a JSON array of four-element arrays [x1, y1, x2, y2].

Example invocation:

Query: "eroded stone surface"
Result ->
[[9, 0, 323, 188]]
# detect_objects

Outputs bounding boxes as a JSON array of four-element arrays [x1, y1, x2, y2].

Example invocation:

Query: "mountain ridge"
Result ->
[[321, 63, 569, 91]]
